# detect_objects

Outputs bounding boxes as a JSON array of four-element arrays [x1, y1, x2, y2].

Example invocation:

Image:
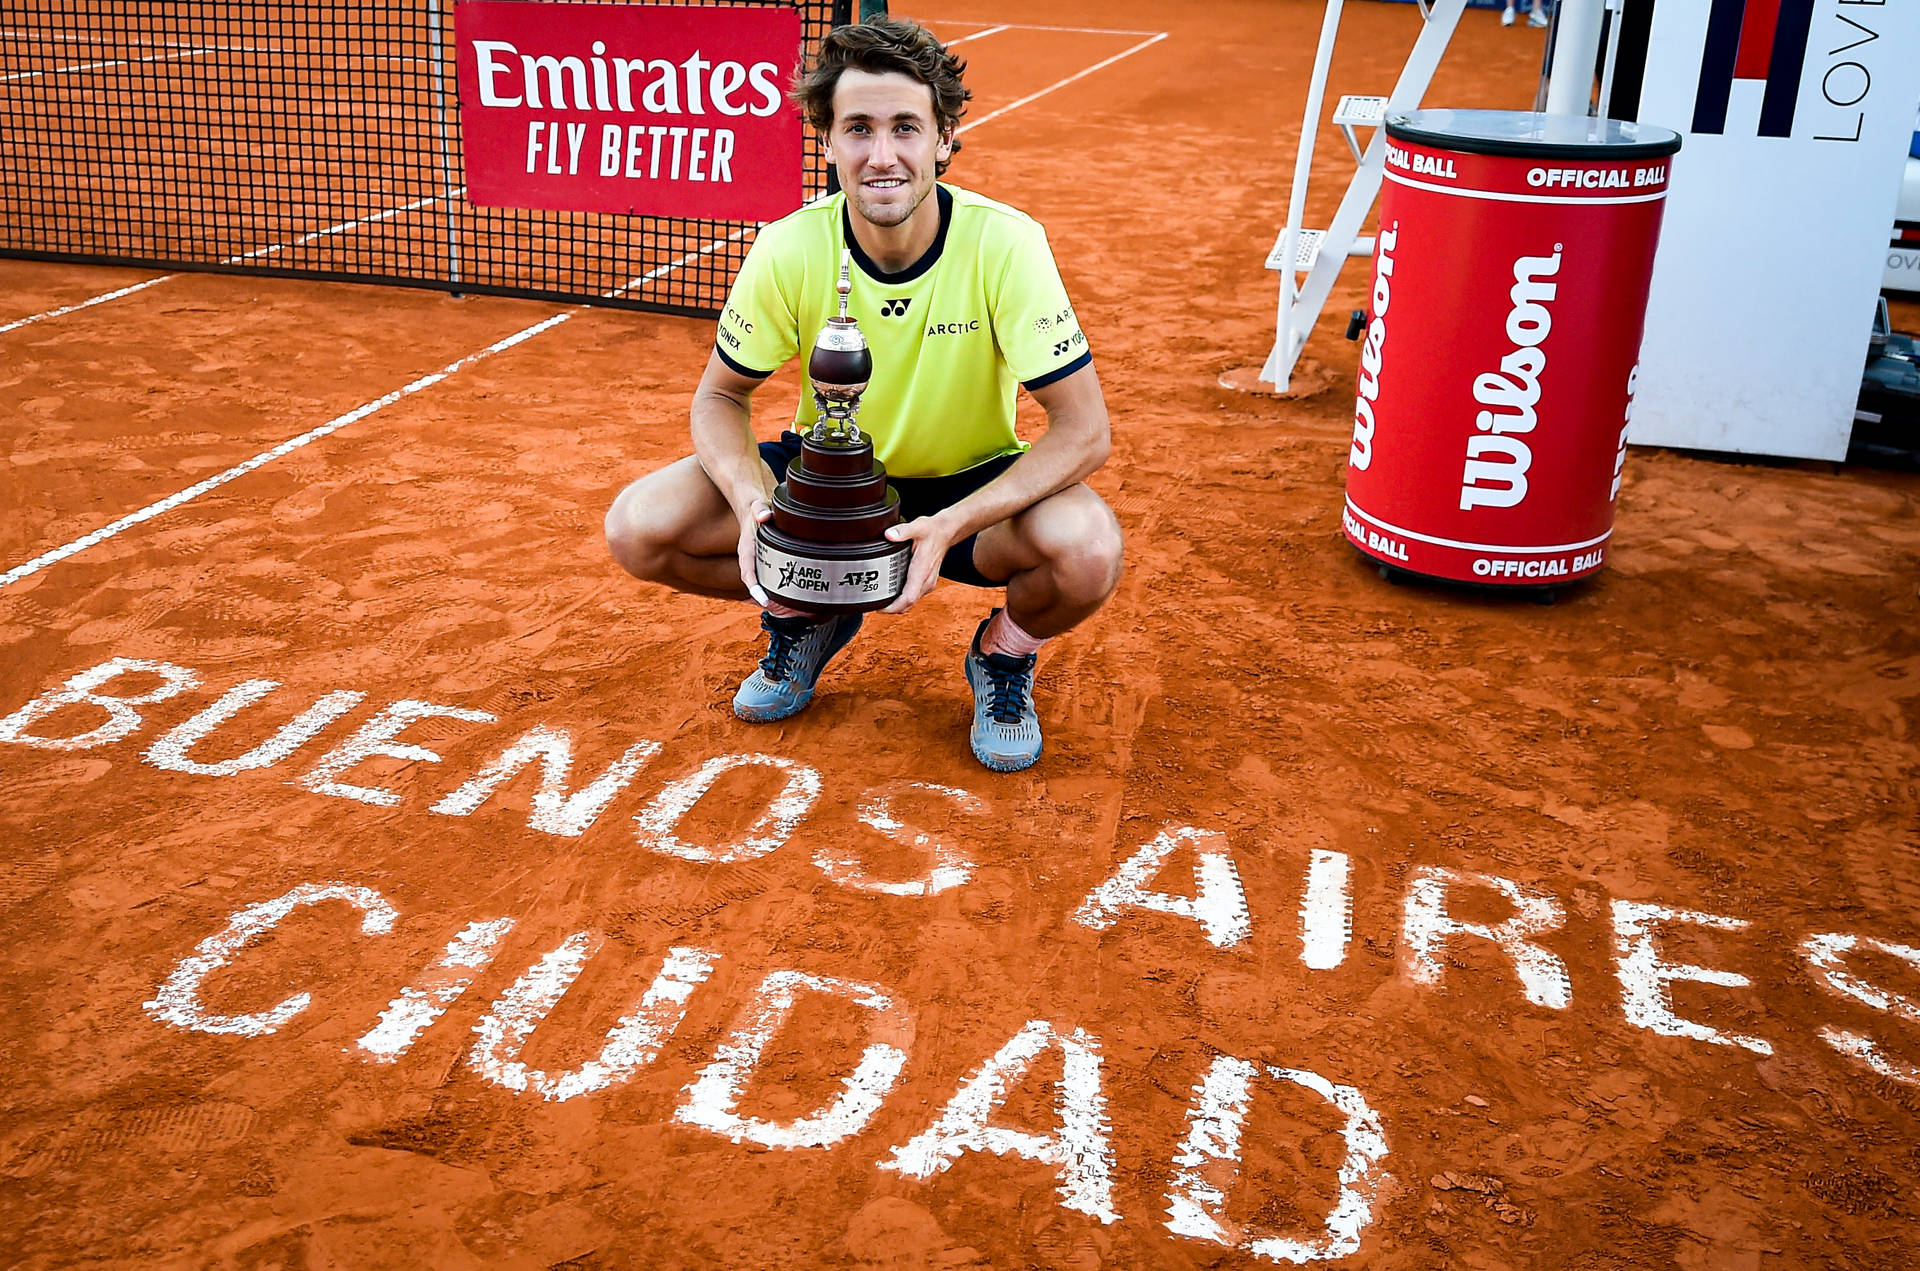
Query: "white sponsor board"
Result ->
[[1888, 240, 1920, 292], [1629, 0, 1920, 459]]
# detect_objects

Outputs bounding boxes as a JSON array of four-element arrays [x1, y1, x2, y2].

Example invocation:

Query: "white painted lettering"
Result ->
[[298, 699, 496, 807], [1165, 1053, 1391, 1263], [1301, 849, 1353, 970], [1802, 932, 1920, 1083], [431, 726, 659, 836], [1071, 825, 1252, 949], [1403, 867, 1571, 1009], [468, 937, 718, 1102], [882, 1020, 1119, 1223], [0, 657, 199, 750], [1612, 900, 1771, 1054], [677, 970, 911, 1148], [146, 681, 363, 776], [144, 883, 397, 1036], [634, 753, 821, 863], [356, 917, 516, 1062], [813, 781, 982, 896]]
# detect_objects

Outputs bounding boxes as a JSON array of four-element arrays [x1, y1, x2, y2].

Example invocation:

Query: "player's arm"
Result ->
[[689, 350, 779, 603], [918, 361, 1109, 543], [694, 221, 799, 602], [881, 361, 1109, 613]]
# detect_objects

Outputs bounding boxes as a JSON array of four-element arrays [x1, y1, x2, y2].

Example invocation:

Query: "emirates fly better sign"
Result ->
[[455, 2, 802, 220]]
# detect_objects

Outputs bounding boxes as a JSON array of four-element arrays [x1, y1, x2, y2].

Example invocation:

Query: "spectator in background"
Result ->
[[1503, 0, 1548, 27]]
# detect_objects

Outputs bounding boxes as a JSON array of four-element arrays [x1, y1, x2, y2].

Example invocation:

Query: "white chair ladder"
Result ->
[[1260, 0, 1471, 389]]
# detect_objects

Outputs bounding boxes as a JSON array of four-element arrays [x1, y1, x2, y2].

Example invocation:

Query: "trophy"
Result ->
[[754, 252, 912, 614]]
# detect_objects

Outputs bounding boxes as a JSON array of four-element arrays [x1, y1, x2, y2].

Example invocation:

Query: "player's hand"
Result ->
[[880, 515, 958, 614], [737, 497, 774, 607]]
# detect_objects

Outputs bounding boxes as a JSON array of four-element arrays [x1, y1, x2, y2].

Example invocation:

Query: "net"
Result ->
[[0, 0, 842, 317]]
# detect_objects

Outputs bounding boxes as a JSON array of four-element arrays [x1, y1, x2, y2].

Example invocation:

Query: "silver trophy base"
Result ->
[[755, 525, 911, 615]]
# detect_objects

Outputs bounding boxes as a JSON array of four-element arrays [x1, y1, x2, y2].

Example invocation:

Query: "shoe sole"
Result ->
[[972, 742, 1041, 773], [734, 690, 814, 723]]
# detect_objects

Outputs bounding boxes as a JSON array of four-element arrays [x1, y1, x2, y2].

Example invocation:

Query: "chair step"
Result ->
[[1333, 95, 1388, 127], [1265, 228, 1326, 272], [1265, 230, 1377, 271], [1334, 95, 1389, 160]]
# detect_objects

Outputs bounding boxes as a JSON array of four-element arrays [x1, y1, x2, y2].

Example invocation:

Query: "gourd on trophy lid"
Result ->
[[807, 252, 871, 406], [808, 318, 872, 399]]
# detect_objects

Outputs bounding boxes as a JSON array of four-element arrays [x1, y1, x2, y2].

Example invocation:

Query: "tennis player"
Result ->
[[605, 16, 1121, 773]]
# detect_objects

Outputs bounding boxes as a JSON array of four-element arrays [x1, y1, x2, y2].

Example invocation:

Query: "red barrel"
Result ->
[[1344, 110, 1681, 589]]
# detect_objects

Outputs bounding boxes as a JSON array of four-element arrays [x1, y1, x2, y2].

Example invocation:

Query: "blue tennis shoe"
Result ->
[[733, 611, 863, 722], [965, 611, 1042, 772]]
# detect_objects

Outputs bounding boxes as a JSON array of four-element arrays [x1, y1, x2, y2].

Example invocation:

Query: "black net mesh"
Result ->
[[0, 0, 839, 316]]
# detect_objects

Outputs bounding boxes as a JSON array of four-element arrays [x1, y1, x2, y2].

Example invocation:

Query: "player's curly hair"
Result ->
[[793, 17, 970, 176]]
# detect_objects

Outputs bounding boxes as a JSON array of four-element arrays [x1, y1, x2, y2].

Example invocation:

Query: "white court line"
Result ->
[[606, 228, 758, 298], [932, 21, 1162, 36], [980, 22, 1162, 35], [0, 277, 178, 337], [1, 37, 1152, 590], [0, 29, 276, 54], [0, 191, 462, 335], [957, 31, 1168, 134], [944, 25, 1010, 47], [226, 188, 463, 262], [0, 219, 749, 591], [0, 47, 215, 82], [0, 313, 574, 591]]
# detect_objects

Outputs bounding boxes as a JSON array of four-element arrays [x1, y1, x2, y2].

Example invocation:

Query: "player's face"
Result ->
[[825, 69, 952, 230]]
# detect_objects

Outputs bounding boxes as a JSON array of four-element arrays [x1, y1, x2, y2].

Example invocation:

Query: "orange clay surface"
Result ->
[[4, 3, 1919, 1267]]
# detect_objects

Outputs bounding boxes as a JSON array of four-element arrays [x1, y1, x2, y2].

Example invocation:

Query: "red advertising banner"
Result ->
[[455, 2, 803, 220]]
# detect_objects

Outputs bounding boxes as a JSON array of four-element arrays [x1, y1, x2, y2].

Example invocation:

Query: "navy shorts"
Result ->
[[759, 431, 1018, 588]]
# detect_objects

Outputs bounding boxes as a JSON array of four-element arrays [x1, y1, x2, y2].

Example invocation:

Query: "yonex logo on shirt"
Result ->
[[926, 320, 980, 337], [879, 298, 913, 317]]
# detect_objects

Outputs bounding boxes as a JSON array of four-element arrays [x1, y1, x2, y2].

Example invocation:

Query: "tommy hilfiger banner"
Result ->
[[1622, 0, 1919, 460], [1691, 0, 1820, 136], [455, 2, 803, 220]]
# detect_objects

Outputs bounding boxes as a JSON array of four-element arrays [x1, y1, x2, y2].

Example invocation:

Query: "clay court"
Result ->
[[3, 0, 1919, 1266]]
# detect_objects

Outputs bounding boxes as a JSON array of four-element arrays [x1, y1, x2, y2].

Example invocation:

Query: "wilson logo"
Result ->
[[1459, 244, 1562, 512], [879, 298, 913, 317], [1350, 224, 1397, 472]]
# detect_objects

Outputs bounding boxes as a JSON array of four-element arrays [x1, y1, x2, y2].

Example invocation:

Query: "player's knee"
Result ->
[[604, 483, 674, 582], [1041, 502, 1124, 602]]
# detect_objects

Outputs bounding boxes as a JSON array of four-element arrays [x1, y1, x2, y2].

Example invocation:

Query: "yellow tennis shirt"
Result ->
[[714, 184, 1092, 479]]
